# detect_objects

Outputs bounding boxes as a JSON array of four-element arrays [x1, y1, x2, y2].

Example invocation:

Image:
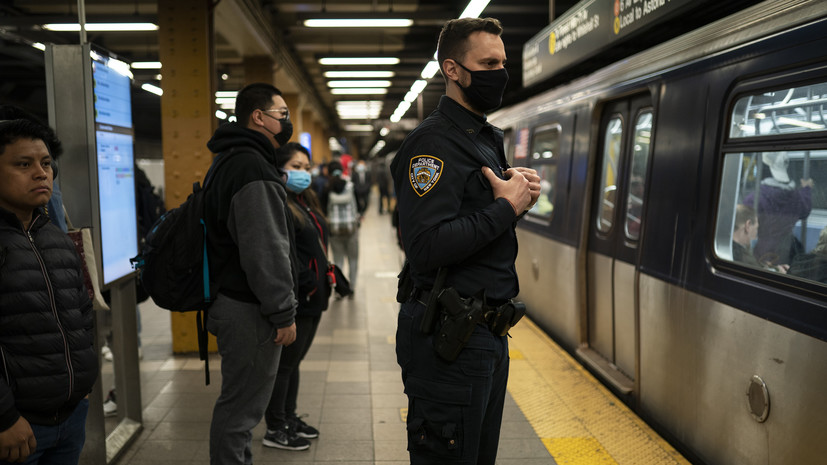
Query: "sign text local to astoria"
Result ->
[[523, 0, 697, 87]]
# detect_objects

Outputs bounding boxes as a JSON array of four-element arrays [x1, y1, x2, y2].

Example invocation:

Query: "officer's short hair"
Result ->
[[0, 119, 54, 158], [235, 83, 283, 127], [437, 17, 503, 87]]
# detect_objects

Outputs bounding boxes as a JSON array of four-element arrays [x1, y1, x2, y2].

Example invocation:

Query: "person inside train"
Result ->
[[731, 204, 761, 267], [789, 226, 827, 283], [262, 142, 329, 451], [743, 151, 814, 267], [0, 118, 98, 465]]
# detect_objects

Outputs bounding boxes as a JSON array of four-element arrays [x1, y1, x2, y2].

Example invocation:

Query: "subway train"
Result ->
[[488, 1, 827, 464]]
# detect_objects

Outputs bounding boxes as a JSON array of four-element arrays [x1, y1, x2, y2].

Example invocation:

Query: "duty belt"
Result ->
[[412, 288, 523, 337]]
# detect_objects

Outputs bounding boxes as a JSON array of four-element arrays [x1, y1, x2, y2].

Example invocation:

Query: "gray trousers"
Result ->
[[330, 231, 359, 290], [207, 294, 282, 465]]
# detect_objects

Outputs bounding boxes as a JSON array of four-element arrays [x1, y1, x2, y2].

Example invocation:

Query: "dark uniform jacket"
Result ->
[[291, 196, 331, 317], [0, 207, 97, 430], [205, 123, 297, 328], [391, 96, 519, 302]]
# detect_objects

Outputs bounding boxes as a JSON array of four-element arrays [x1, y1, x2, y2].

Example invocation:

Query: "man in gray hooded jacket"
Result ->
[[203, 83, 298, 465]]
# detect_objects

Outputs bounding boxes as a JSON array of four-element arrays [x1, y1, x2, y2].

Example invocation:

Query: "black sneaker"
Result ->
[[289, 415, 319, 439], [262, 425, 310, 451]]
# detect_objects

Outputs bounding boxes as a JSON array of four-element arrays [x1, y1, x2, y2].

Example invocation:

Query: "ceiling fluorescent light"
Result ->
[[460, 0, 491, 19], [410, 80, 428, 94], [131, 61, 162, 69], [328, 80, 392, 88], [305, 19, 413, 28], [325, 71, 395, 78], [141, 83, 163, 96], [421, 61, 440, 79], [344, 124, 375, 132], [43, 23, 159, 32], [215, 97, 236, 105], [215, 91, 238, 98], [319, 57, 400, 66], [215, 110, 228, 120], [330, 88, 388, 95], [32, 42, 46, 51], [404, 91, 418, 103]]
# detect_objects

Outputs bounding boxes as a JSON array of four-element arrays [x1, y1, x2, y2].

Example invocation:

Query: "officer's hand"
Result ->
[[482, 166, 532, 215], [274, 323, 297, 346], [0, 416, 36, 463], [511, 167, 541, 208]]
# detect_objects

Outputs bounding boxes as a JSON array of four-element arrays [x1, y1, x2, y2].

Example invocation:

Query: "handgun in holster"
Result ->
[[432, 287, 484, 362]]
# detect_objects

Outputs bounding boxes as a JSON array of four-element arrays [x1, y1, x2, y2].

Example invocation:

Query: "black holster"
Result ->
[[432, 289, 527, 361], [432, 288, 482, 362]]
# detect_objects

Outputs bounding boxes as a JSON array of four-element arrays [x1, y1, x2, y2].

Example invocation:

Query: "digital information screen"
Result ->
[[92, 52, 138, 285]]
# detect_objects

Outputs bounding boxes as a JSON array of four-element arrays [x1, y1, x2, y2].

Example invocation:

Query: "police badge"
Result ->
[[408, 155, 443, 197]]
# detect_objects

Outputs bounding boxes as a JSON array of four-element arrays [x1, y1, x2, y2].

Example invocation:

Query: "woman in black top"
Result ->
[[262, 143, 330, 451]]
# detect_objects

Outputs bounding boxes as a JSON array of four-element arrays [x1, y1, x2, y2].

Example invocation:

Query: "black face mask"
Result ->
[[274, 119, 293, 147], [262, 113, 294, 147], [455, 61, 509, 113]]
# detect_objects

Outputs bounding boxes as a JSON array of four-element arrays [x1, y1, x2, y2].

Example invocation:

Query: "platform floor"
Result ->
[[105, 195, 690, 465]]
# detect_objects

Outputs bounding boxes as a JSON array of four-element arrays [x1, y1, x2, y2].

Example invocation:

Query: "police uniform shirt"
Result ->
[[391, 95, 519, 302]]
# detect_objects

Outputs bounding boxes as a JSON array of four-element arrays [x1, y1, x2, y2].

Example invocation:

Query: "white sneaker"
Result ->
[[103, 399, 117, 417], [101, 346, 113, 362]]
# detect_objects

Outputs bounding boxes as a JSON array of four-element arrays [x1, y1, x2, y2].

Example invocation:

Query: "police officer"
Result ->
[[391, 17, 540, 465]]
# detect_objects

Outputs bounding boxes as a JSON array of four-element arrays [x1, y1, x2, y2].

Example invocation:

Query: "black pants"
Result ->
[[396, 300, 509, 465], [264, 314, 321, 428]]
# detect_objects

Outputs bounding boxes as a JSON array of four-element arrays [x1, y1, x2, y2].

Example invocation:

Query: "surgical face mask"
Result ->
[[285, 170, 311, 193], [455, 61, 509, 113]]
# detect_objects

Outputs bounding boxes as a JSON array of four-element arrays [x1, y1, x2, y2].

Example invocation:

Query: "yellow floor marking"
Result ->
[[543, 438, 619, 464], [507, 318, 691, 465]]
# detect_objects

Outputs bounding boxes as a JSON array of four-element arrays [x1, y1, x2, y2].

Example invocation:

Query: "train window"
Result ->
[[527, 125, 560, 221], [597, 116, 623, 233], [624, 111, 653, 240], [730, 81, 827, 138], [714, 150, 827, 284]]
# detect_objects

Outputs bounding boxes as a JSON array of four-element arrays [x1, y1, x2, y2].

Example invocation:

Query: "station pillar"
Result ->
[[158, 0, 217, 353], [243, 55, 275, 86]]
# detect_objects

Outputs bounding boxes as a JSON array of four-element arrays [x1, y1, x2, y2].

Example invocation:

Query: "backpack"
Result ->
[[327, 182, 358, 236], [130, 153, 232, 384]]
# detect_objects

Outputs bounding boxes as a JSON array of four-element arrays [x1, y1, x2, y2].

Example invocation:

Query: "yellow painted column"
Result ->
[[243, 55, 275, 87], [159, 0, 218, 353]]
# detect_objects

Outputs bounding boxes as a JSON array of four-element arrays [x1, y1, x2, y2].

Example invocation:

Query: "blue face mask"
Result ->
[[285, 170, 311, 193]]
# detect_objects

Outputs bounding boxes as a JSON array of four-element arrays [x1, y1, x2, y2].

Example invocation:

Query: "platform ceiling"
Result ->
[[0, 0, 577, 156]]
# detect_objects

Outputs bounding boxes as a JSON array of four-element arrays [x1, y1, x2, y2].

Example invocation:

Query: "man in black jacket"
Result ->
[[203, 83, 298, 465], [0, 119, 97, 464]]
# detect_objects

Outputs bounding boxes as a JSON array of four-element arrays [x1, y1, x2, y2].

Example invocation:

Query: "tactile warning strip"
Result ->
[[507, 318, 691, 465]]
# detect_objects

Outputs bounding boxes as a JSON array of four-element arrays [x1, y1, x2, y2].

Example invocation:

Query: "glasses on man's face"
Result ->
[[262, 108, 290, 121]]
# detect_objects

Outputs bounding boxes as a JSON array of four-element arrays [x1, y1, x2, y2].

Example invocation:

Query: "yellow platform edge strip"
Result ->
[[507, 317, 692, 465]]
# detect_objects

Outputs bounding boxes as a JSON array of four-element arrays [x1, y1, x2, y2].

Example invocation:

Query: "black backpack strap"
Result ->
[[196, 309, 210, 385]]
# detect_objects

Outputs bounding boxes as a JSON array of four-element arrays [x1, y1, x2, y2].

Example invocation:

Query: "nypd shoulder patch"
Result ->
[[408, 155, 444, 197]]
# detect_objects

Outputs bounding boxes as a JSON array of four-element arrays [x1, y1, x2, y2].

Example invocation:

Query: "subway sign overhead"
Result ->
[[523, 0, 697, 87]]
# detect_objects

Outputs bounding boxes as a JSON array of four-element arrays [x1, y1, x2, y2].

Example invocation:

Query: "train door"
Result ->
[[580, 95, 653, 395]]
